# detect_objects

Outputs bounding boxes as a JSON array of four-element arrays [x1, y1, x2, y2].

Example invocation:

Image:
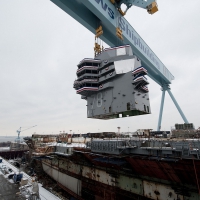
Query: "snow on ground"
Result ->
[[0, 157, 61, 200]]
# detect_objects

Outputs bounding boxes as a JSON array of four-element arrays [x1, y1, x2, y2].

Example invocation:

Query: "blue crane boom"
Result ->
[[51, 0, 173, 86], [50, 0, 189, 129]]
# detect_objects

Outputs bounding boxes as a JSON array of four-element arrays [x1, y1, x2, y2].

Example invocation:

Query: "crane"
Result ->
[[109, 0, 158, 15], [50, 0, 189, 130], [16, 125, 37, 142]]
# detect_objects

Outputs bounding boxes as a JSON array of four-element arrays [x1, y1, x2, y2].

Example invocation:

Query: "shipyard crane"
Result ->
[[50, 0, 189, 130], [16, 125, 37, 142]]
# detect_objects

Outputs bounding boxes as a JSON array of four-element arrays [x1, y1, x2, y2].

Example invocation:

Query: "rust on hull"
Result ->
[[74, 149, 200, 188], [75, 150, 200, 189], [41, 150, 200, 200], [43, 161, 151, 200], [126, 156, 200, 186]]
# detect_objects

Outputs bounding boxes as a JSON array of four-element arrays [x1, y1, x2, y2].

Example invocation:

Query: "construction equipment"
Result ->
[[50, 0, 189, 130], [16, 125, 37, 142], [94, 25, 104, 56]]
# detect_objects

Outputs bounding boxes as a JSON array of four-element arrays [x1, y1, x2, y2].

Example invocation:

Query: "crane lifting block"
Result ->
[[116, 27, 123, 40], [95, 43, 101, 49], [110, 0, 115, 4], [94, 48, 101, 53], [118, 8, 125, 16], [95, 30, 103, 38], [94, 47, 101, 52], [96, 25, 102, 33], [94, 43, 102, 54], [147, 2, 158, 14], [95, 26, 103, 38]]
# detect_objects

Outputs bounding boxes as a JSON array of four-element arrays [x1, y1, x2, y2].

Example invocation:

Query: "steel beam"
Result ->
[[157, 89, 166, 131], [167, 89, 189, 123]]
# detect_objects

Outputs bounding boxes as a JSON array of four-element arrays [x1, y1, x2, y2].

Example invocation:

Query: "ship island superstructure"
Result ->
[[73, 45, 150, 119]]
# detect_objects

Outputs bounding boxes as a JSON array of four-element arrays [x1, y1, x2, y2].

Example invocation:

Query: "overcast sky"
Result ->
[[0, 0, 200, 136]]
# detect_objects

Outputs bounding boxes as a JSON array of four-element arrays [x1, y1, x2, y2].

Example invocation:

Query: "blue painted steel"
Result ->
[[167, 89, 189, 123], [50, 0, 174, 86], [117, 0, 155, 9], [157, 89, 166, 131]]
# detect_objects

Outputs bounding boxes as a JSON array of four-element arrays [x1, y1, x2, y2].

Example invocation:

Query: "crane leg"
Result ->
[[157, 89, 166, 131], [167, 89, 189, 123]]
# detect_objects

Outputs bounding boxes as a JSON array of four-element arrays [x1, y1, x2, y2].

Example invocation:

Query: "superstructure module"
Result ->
[[74, 45, 150, 119]]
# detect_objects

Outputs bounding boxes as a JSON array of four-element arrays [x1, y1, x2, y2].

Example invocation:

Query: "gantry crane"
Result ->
[[50, 0, 189, 130]]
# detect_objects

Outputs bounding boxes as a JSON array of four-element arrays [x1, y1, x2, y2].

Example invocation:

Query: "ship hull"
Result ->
[[42, 152, 200, 200]]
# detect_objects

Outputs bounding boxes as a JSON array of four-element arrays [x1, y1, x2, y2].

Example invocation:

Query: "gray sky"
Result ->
[[0, 0, 200, 136]]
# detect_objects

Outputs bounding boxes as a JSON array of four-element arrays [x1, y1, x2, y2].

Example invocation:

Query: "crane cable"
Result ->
[[21, 125, 37, 132]]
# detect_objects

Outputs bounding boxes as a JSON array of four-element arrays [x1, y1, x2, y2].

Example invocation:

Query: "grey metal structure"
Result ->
[[87, 138, 200, 159], [74, 45, 150, 119]]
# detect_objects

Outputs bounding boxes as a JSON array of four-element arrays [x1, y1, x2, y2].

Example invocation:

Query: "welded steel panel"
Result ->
[[58, 171, 81, 196], [117, 175, 143, 195], [82, 166, 115, 186], [59, 160, 81, 175], [143, 180, 183, 200], [42, 162, 82, 195]]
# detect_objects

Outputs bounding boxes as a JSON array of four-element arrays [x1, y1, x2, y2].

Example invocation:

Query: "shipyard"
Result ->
[[0, 0, 200, 200], [1, 125, 200, 199]]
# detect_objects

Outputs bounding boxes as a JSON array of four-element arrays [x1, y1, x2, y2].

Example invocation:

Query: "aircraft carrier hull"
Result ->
[[41, 149, 200, 200]]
